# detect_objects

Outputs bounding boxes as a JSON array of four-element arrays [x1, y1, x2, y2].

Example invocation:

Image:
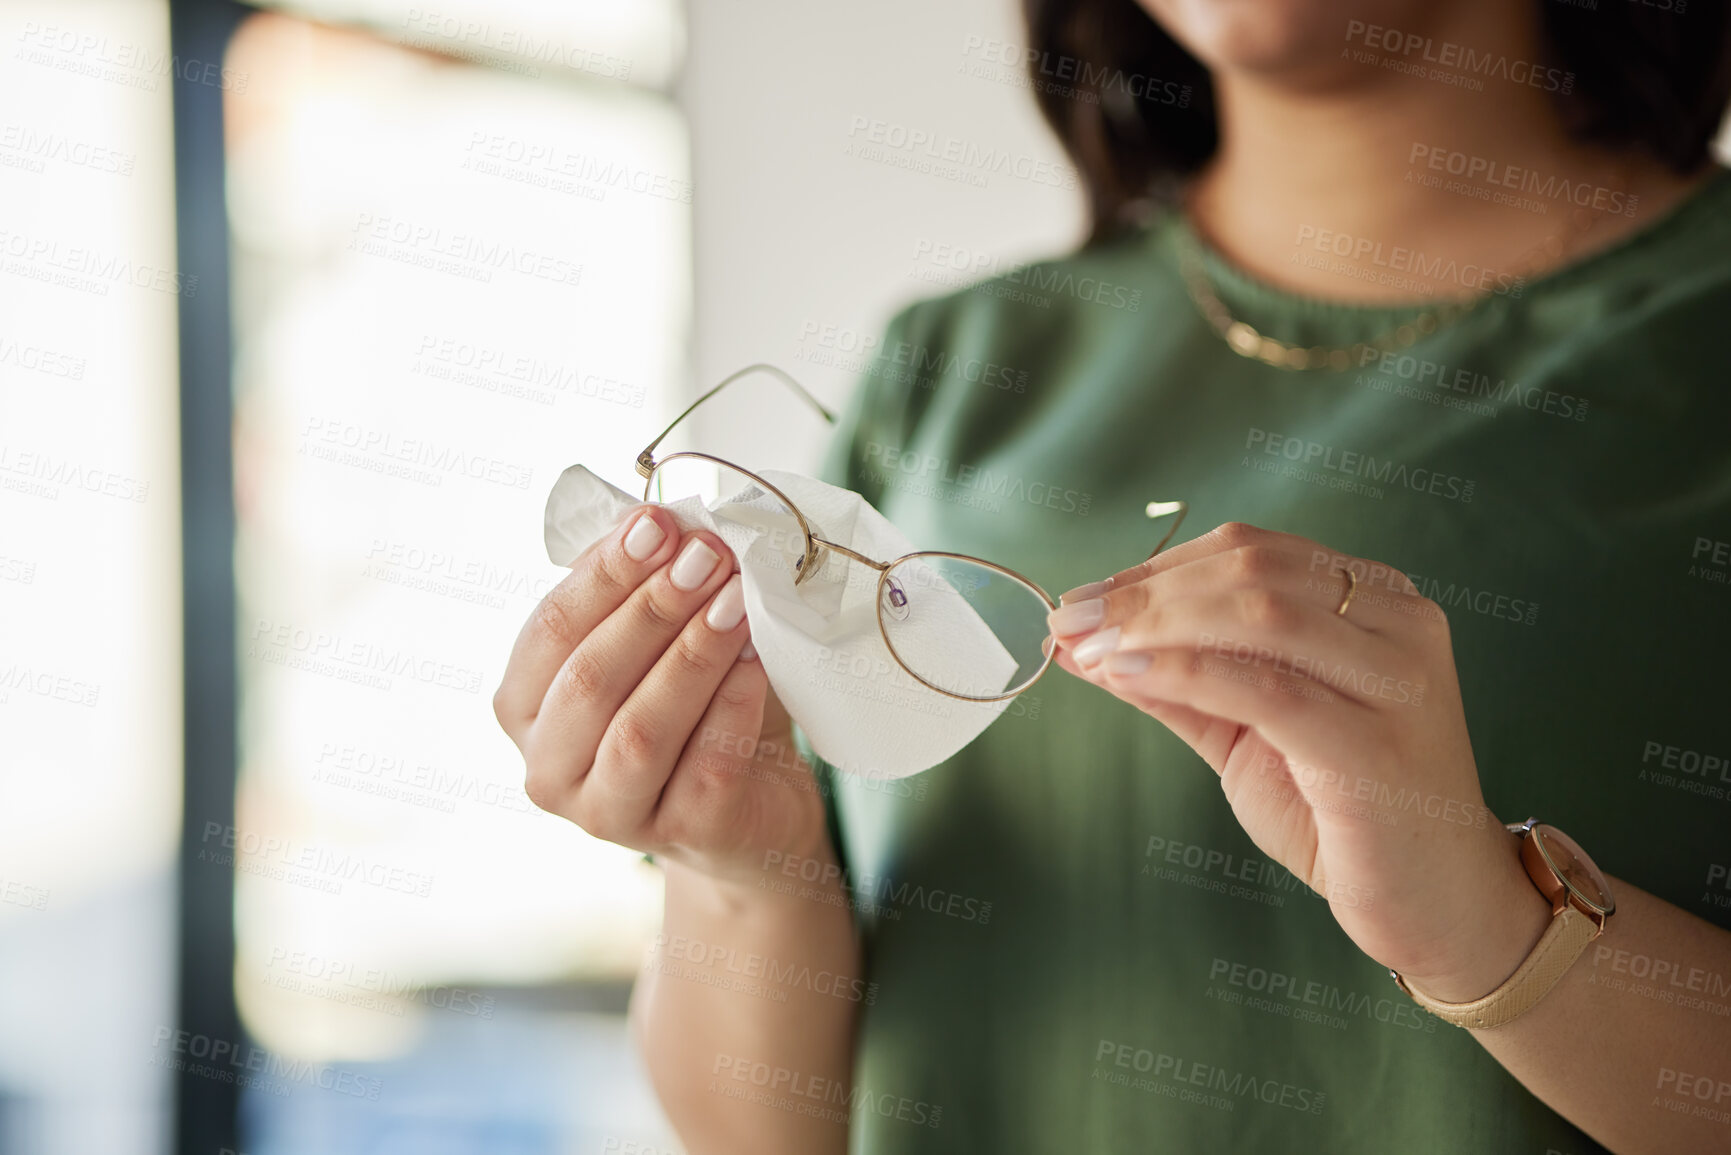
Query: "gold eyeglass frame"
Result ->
[[636, 363, 1188, 703]]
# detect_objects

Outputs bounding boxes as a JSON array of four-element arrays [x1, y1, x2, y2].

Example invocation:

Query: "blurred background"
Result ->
[[0, 0, 1082, 1152]]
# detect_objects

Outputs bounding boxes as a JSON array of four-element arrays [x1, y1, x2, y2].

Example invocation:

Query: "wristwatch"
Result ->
[[1391, 818, 1615, 1030]]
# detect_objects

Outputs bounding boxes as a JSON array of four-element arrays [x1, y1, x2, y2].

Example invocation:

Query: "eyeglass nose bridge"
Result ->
[[791, 539, 824, 585], [794, 535, 888, 588]]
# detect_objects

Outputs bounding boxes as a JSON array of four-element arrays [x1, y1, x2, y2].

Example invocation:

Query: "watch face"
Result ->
[[1533, 824, 1615, 916]]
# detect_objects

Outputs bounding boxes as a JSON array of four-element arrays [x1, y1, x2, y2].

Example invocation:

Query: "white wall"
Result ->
[[678, 0, 1087, 471]]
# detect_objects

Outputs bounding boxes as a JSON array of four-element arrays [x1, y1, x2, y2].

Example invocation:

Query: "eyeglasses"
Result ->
[[636, 363, 1187, 703]]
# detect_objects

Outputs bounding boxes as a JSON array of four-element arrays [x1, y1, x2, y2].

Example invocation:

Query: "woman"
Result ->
[[494, 1, 1731, 1151]]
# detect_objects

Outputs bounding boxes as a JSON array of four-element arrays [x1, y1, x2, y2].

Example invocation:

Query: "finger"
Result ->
[[580, 574, 755, 829], [1057, 521, 1314, 605], [1052, 640, 1211, 743], [652, 642, 783, 845], [1083, 644, 1373, 766], [494, 505, 677, 743], [529, 529, 739, 798], [1060, 588, 1417, 710], [1253, 544, 1435, 633], [1301, 545, 1420, 597], [1049, 542, 1436, 639], [1058, 640, 1243, 764]]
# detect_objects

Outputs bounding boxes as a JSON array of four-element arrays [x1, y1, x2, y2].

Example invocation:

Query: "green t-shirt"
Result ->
[[807, 167, 1731, 1153]]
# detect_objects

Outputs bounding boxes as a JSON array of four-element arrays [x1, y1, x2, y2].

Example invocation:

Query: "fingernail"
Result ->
[[1048, 597, 1106, 636], [1060, 579, 1110, 604], [1040, 635, 1054, 658], [670, 538, 721, 590], [624, 513, 665, 560], [1103, 650, 1151, 676], [740, 639, 758, 662], [1073, 625, 1121, 667], [706, 574, 746, 631]]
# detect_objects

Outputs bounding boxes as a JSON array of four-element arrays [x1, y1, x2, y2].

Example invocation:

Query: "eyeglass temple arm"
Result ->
[[636, 363, 838, 478], [1143, 499, 1189, 559]]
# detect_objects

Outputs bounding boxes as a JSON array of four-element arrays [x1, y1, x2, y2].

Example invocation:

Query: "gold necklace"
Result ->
[[1177, 202, 1605, 372]]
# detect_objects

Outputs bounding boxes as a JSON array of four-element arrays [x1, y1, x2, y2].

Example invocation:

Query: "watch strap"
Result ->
[[1394, 905, 1598, 1030]]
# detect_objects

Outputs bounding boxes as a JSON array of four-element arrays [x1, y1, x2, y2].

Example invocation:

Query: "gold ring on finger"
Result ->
[[1334, 567, 1358, 618]]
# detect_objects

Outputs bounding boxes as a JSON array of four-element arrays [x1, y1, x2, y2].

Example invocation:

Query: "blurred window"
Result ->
[[224, 2, 689, 1148], [0, 2, 181, 1152]]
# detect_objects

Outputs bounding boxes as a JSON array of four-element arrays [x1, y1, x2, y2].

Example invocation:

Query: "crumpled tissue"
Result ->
[[543, 464, 1020, 779]]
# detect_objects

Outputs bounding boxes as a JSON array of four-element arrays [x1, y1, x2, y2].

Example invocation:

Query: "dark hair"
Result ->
[[1021, 0, 1731, 244]]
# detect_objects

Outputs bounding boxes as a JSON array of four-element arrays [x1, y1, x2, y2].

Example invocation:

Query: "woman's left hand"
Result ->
[[1046, 521, 1548, 1002]]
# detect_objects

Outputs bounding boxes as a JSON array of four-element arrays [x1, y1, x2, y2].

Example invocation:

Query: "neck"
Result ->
[[1185, 14, 1699, 304]]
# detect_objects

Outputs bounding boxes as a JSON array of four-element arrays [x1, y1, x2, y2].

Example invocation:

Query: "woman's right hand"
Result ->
[[493, 504, 831, 891]]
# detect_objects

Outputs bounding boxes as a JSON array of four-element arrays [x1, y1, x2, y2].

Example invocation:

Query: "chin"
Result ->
[[1136, 0, 1438, 77]]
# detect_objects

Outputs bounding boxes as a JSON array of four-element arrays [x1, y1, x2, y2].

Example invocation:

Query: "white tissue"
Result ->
[[543, 464, 1019, 779]]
